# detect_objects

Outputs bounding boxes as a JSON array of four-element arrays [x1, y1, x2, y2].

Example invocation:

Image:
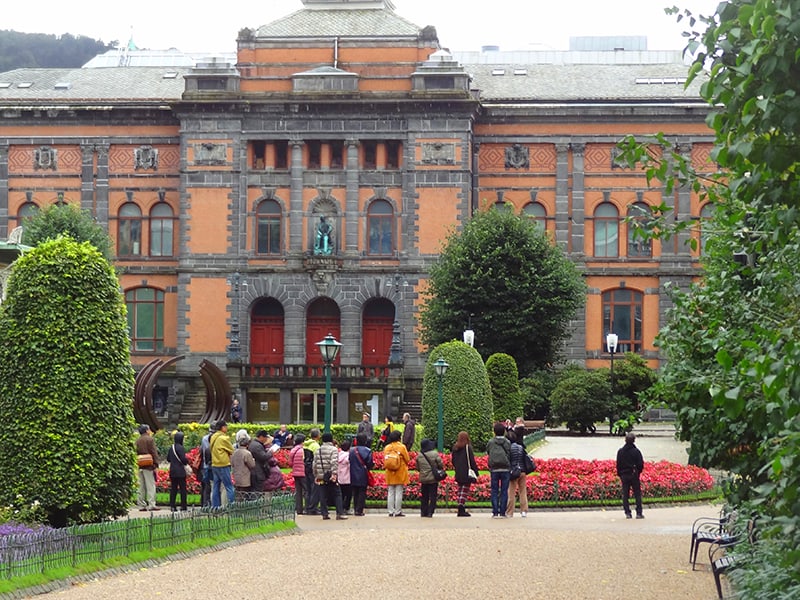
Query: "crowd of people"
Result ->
[[135, 414, 547, 518]]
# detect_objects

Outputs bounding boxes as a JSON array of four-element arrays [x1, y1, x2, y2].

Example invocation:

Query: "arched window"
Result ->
[[125, 287, 164, 352], [699, 203, 714, 255], [602, 288, 643, 353], [594, 202, 619, 257], [256, 199, 282, 255], [118, 202, 142, 257], [367, 199, 394, 256], [149, 203, 174, 257], [627, 202, 652, 258], [523, 202, 547, 232], [17, 202, 39, 224]]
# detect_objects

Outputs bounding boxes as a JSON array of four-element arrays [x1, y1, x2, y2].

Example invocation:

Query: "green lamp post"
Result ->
[[316, 333, 342, 434], [433, 356, 449, 452]]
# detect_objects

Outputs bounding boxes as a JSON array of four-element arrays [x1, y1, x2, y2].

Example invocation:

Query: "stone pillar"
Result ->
[[290, 141, 304, 252], [87, 144, 109, 229], [555, 143, 570, 249], [570, 143, 586, 256], [0, 143, 8, 238], [675, 143, 693, 256], [376, 142, 387, 170], [345, 140, 360, 253]]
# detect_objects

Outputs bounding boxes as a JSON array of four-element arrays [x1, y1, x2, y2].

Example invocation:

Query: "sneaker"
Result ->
[[388, 513, 394, 517], [322, 515, 331, 520], [394, 512, 406, 517], [625, 514, 633, 519], [521, 512, 527, 518], [336, 515, 348, 520], [636, 514, 645, 519]]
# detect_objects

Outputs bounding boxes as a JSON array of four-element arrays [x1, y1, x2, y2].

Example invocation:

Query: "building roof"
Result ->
[[0, 67, 190, 103], [254, 7, 423, 38], [465, 62, 703, 102]]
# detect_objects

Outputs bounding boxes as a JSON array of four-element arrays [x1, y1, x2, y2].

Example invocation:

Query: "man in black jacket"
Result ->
[[616, 432, 645, 519]]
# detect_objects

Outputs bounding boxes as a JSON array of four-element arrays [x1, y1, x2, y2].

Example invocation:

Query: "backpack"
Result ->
[[384, 448, 401, 471], [523, 452, 536, 474], [303, 448, 314, 467]]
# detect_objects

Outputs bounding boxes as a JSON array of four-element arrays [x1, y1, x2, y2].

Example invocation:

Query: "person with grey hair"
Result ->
[[616, 432, 645, 519], [232, 429, 255, 501]]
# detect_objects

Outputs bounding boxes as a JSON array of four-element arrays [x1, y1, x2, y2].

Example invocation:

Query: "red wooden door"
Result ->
[[250, 317, 284, 364], [362, 317, 393, 366], [306, 319, 341, 365]]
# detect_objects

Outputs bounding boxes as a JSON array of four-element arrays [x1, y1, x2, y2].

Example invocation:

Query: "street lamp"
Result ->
[[316, 333, 342, 434], [433, 356, 449, 452], [606, 332, 618, 434]]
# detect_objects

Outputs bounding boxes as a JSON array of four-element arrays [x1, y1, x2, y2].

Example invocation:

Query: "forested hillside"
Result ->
[[0, 30, 114, 71]]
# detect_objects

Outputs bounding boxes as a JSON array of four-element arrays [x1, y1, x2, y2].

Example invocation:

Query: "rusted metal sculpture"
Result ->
[[133, 356, 185, 431], [199, 359, 233, 424]]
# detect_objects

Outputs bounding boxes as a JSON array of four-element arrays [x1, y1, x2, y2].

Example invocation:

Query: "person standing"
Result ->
[[135, 424, 159, 511], [616, 432, 645, 519], [349, 433, 374, 516], [338, 439, 353, 514], [506, 427, 529, 518], [313, 433, 347, 520], [199, 421, 216, 507], [451, 430, 479, 517], [230, 397, 242, 423], [383, 430, 410, 517], [401, 412, 416, 451], [379, 416, 394, 449], [303, 429, 322, 515], [417, 438, 444, 517], [486, 422, 512, 518], [356, 413, 374, 448], [210, 421, 235, 508], [231, 430, 256, 501], [289, 434, 307, 514], [166, 430, 189, 512], [248, 430, 271, 492]]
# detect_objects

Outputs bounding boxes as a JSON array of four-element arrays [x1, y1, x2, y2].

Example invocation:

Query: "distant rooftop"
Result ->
[[82, 48, 235, 68]]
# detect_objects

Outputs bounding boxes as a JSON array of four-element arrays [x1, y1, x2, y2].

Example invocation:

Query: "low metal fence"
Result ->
[[0, 492, 294, 580]]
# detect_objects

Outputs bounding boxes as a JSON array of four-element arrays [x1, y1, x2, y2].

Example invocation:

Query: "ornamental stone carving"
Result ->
[[421, 142, 455, 165], [34, 146, 57, 170], [504, 144, 529, 169], [134, 145, 159, 170]]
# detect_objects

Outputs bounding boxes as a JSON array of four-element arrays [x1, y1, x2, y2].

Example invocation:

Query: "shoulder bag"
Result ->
[[466, 445, 478, 483], [421, 450, 447, 482], [353, 447, 376, 487], [173, 445, 192, 477]]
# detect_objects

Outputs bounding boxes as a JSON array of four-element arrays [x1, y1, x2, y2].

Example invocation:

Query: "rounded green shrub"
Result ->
[[421, 341, 494, 451], [486, 352, 523, 422], [0, 237, 136, 526], [548, 366, 610, 433]]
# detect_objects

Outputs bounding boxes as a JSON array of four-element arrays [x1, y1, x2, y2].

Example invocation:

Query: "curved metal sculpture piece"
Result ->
[[199, 359, 233, 425], [132, 356, 185, 431]]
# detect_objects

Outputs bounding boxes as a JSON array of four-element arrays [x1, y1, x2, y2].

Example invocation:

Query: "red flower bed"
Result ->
[[156, 451, 714, 504]]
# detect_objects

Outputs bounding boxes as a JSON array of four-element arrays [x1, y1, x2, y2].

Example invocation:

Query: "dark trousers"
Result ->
[[339, 484, 352, 511], [293, 476, 305, 514], [320, 482, 344, 517], [306, 478, 320, 514], [490, 471, 510, 516], [352, 485, 367, 515], [621, 475, 643, 516], [169, 477, 187, 511], [200, 468, 212, 507], [420, 482, 438, 516]]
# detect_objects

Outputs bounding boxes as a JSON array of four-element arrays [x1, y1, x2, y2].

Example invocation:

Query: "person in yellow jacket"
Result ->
[[383, 430, 410, 517], [210, 420, 235, 508]]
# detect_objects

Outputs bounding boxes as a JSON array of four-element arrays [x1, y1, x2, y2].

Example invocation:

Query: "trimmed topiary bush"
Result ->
[[421, 341, 494, 451], [486, 352, 523, 422], [548, 366, 610, 433], [0, 237, 136, 526]]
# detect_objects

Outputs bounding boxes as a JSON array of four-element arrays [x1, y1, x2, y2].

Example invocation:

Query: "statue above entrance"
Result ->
[[313, 216, 334, 255]]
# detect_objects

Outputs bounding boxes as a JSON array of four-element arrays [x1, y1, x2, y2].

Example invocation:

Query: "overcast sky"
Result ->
[[2, 0, 722, 55]]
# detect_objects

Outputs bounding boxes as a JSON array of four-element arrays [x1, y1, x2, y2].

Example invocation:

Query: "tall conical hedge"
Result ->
[[486, 352, 523, 422], [0, 237, 136, 526], [421, 341, 494, 451]]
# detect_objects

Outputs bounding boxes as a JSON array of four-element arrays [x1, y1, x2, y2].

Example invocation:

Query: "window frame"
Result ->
[[256, 199, 282, 255], [594, 202, 619, 258], [125, 287, 165, 353], [366, 199, 394, 256], [602, 288, 643, 353], [118, 202, 143, 257]]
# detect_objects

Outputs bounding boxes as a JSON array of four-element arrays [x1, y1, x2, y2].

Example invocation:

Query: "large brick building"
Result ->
[[0, 0, 712, 426]]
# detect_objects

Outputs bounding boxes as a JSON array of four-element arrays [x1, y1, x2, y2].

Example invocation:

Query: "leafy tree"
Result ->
[[485, 353, 523, 422], [421, 341, 494, 451], [0, 30, 113, 71], [22, 203, 113, 259], [520, 369, 558, 419], [547, 365, 609, 433], [419, 207, 586, 376], [0, 237, 135, 526], [616, 1, 800, 594]]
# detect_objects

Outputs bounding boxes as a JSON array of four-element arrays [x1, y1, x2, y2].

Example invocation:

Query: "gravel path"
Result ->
[[27, 504, 724, 600], [25, 429, 727, 600]]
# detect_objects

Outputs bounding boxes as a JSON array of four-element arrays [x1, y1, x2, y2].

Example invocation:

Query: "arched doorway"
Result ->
[[362, 298, 395, 366], [306, 297, 341, 365], [250, 298, 285, 365]]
